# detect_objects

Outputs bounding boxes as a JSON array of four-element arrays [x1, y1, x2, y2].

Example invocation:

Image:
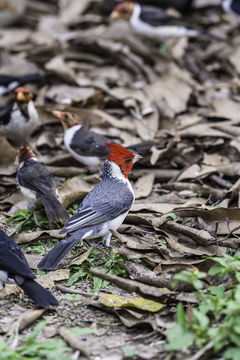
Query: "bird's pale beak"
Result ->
[[52, 111, 62, 120], [109, 10, 121, 21], [16, 92, 25, 101], [133, 153, 143, 163]]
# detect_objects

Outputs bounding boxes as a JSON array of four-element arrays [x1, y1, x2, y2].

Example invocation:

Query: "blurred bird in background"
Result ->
[[0, 228, 58, 308], [17, 146, 69, 223]]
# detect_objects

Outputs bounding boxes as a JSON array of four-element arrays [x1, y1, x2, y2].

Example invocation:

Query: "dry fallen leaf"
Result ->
[[1, 1, 240, 357], [134, 173, 155, 199], [13, 229, 63, 244], [36, 269, 70, 289], [0, 137, 17, 165], [99, 294, 164, 312], [58, 176, 93, 208], [147, 75, 192, 116]]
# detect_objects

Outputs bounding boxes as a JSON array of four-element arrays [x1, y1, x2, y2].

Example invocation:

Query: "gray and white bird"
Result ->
[[0, 228, 58, 308], [38, 143, 142, 271], [53, 110, 151, 167], [53, 110, 109, 167], [0, 87, 39, 147], [17, 146, 69, 223], [110, 1, 226, 40]]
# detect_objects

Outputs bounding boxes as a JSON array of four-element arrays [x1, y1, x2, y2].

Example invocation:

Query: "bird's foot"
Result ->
[[16, 285, 24, 297]]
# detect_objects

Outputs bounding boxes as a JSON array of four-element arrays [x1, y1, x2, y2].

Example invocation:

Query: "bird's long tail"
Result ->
[[38, 233, 82, 271], [152, 26, 227, 42], [20, 279, 59, 308], [198, 31, 228, 43], [39, 196, 69, 223]]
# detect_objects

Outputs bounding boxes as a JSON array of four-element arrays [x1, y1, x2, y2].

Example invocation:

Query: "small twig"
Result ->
[[58, 327, 91, 359], [210, 175, 232, 190], [33, 211, 51, 230], [55, 284, 96, 298], [161, 221, 215, 246], [226, 223, 240, 240], [187, 341, 213, 360], [213, 222, 219, 256], [9, 210, 34, 236], [127, 330, 157, 342], [110, 229, 127, 243], [9, 324, 19, 350]]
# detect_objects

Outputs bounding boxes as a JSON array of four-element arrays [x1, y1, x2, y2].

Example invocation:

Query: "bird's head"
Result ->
[[110, 1, 136, 21], [15, 87, 33, 103], [52, 111, 81, 130], [105, 142, 142, 178], [18, 146, 35, 163]]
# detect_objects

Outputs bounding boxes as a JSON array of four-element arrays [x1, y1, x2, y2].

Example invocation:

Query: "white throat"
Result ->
[[108, 161, 133, 193]]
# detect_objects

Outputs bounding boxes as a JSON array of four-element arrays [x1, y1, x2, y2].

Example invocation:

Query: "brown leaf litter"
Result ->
[[1, 0, 240, 359]]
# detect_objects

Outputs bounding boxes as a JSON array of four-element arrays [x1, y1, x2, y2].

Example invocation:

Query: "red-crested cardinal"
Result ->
[[38, 143, 142, 270], [110, 1, 226, 40], [222, 0, 240, 17], [17, 146, 69, 223], [52, 110, 150, 167], [0, 228, 58, 307], [0, 87, 39, 147]]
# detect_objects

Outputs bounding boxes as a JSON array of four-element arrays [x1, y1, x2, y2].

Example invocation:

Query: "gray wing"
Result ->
[[140, 6, 184, 26], [61, 178, 134, 233]]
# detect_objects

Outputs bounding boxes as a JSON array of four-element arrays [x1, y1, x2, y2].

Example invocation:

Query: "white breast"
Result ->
[[1, 101, 39, 142], [64, 126, 101, 167], [19, 185, 37, 201], [107, 210, 130, 231], [0, 270, 9, 283]]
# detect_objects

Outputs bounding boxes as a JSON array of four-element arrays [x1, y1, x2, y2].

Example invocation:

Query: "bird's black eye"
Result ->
[[125, 157, 132, 163]]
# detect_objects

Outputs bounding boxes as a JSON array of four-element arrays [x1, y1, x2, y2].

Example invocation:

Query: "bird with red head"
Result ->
[[38, 143, 142, 271]]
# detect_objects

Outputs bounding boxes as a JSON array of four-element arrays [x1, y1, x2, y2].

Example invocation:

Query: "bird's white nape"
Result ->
[[64, 124, 82, 148], [64, 125, 102, 166], [222, 0, 235, 14]]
